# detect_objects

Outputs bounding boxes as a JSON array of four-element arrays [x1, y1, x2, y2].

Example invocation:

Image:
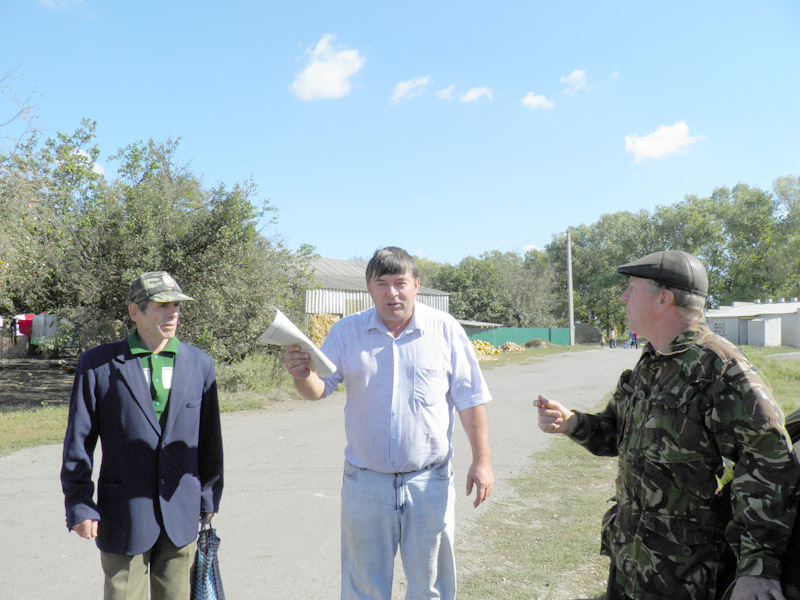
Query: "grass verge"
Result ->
[[457, 434, 615, 600], [0, 405, 70, 455], [477, 343, 594, 370], [741, 346, 800, 414]]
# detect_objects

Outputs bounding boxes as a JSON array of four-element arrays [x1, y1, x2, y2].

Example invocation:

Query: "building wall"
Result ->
[[747, 319, 765, 347], [708, 317, 741, 345], [782, 312, 800, 348], [748, 317, 782, 347], [707, 311, 800, 348]]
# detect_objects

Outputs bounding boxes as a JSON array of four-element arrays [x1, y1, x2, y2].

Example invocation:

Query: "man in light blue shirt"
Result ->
[[286, 246, 493, 600]]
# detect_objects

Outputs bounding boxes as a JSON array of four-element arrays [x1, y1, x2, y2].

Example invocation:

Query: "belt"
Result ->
[[395, 461, 444, 476]]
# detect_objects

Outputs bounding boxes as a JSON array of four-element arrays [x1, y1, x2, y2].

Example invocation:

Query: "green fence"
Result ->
[[468, 327, 570, 347]]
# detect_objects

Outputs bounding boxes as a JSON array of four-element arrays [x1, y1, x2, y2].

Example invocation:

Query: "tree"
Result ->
[[0, 123, 313, 360], [480, 249, 558, 327], [770, 175, 800, 299]]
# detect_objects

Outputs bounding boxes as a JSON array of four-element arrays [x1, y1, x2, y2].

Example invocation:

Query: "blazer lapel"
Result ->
[[114, 344, 161, 435]]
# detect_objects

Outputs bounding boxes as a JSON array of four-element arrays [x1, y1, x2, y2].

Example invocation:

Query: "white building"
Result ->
[[705, 298, 800, 348]]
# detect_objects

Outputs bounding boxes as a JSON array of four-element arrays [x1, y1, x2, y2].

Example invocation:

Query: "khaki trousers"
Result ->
[[100, 530, 196, 600]]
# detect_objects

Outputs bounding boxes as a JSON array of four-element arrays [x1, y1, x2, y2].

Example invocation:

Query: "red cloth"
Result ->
[[17, 314, 34, 337]]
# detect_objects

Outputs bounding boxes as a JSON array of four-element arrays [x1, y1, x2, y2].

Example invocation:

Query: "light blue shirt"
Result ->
[[320, 302, 491, 474]]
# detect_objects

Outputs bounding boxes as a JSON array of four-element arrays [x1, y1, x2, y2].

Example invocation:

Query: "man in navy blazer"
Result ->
[[61, 271, 223, 600]]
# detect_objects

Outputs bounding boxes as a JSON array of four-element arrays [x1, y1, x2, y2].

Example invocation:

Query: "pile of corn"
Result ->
[[471, 339, 500, 357], [500, 341, 525, 352], [308, 313, 341, 347]]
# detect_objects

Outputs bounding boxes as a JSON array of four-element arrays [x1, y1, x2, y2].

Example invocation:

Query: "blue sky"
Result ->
[[3, 1, 799, 264]]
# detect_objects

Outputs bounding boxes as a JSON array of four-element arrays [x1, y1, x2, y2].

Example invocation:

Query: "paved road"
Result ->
[[0, 347, 641, 598]]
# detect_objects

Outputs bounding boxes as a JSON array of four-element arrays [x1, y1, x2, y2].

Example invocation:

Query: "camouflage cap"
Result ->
[[616, 250, 708, 298], [128, 271, 195, 305]]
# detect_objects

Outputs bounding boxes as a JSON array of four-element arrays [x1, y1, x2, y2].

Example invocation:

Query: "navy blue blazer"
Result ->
[[61, 338, 224, 555]]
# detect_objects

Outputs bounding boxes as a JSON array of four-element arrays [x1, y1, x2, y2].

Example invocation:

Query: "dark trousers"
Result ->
[[605, 550, 736, 600]]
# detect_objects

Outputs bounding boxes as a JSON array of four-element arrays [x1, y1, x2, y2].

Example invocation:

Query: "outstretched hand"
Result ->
[[533, 395, 576, 435]]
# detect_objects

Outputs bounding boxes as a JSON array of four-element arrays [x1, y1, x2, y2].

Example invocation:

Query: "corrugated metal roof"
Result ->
[[306, 288, 448, 316], [457, 319, 503, 328], [706, 301, 800, 318], [311, 257, 448, 296]]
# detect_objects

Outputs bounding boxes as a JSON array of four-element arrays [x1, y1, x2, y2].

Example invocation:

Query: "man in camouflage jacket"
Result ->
[[536, 250, 799, 600]]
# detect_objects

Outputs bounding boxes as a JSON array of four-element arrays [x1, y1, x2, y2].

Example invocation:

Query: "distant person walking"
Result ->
[[61, 271, 224, 600], [285, 246, 493, 600], [600, 335, 606, 349], [609, 326, 617, 348]]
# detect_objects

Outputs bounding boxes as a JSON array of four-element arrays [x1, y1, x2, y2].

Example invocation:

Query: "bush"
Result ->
[[216, 350, 289, 395]]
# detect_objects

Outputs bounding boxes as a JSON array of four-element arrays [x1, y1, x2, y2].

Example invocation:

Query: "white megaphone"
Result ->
[[257, 307, 337, 377]]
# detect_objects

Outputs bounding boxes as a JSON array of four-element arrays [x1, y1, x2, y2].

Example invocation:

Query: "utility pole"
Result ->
[[567, 228, 575, 346]]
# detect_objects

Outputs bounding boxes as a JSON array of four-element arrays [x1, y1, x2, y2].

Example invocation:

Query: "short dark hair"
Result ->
[[365, 247, 419, 284]]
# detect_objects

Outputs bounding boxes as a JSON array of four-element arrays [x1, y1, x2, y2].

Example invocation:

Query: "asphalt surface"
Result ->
[[0, 347, 641, 599]]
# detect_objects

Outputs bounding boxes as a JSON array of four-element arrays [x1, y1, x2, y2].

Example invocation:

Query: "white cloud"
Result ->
[[521, 92, 554, 110], [625, 121, 702, 163], [460, 87, 493, 103], [291, 34, 365, 101], [71, 149, 105, 176], [560, 70, 588, 94], [436, 85, 456, 100], [391, 76, 432, 103], [38, 0, 85, 10]]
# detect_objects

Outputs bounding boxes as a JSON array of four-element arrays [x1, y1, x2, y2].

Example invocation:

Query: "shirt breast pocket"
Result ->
[[644, 379, 712, 463], [413, 367, 449, 406]]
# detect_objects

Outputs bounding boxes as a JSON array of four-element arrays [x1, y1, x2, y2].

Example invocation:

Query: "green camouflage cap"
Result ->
[[128, 271, 195, 305], [616, 250, 708, 298]]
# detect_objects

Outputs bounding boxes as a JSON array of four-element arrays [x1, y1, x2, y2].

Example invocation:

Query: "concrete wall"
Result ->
[[708, 317, 741, 345], [748, 317, 782, 347], [707, 312, 800, 348], [782, 312, 800, 348]]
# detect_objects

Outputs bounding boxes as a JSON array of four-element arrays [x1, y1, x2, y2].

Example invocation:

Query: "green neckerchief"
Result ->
[[127, 331, 179, 421]]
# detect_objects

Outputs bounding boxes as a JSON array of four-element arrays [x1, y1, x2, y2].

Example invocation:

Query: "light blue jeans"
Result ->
[[341, 460, 456, 600]]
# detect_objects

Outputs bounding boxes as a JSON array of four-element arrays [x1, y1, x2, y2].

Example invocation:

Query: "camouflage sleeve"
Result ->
[[568, 369, 632, 457], [711, 356, 800, 580]]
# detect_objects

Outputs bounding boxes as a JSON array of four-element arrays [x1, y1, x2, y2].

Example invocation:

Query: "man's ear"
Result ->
[[658, 288, 676, 309], [128, 303, 139, 322]]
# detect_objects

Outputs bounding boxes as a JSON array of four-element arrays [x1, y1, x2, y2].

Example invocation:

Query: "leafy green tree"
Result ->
[[427, 257, 505, 323], [1, 122, 313, 361], [770, 175, 800, 299], [480, 249, 558, 327]]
